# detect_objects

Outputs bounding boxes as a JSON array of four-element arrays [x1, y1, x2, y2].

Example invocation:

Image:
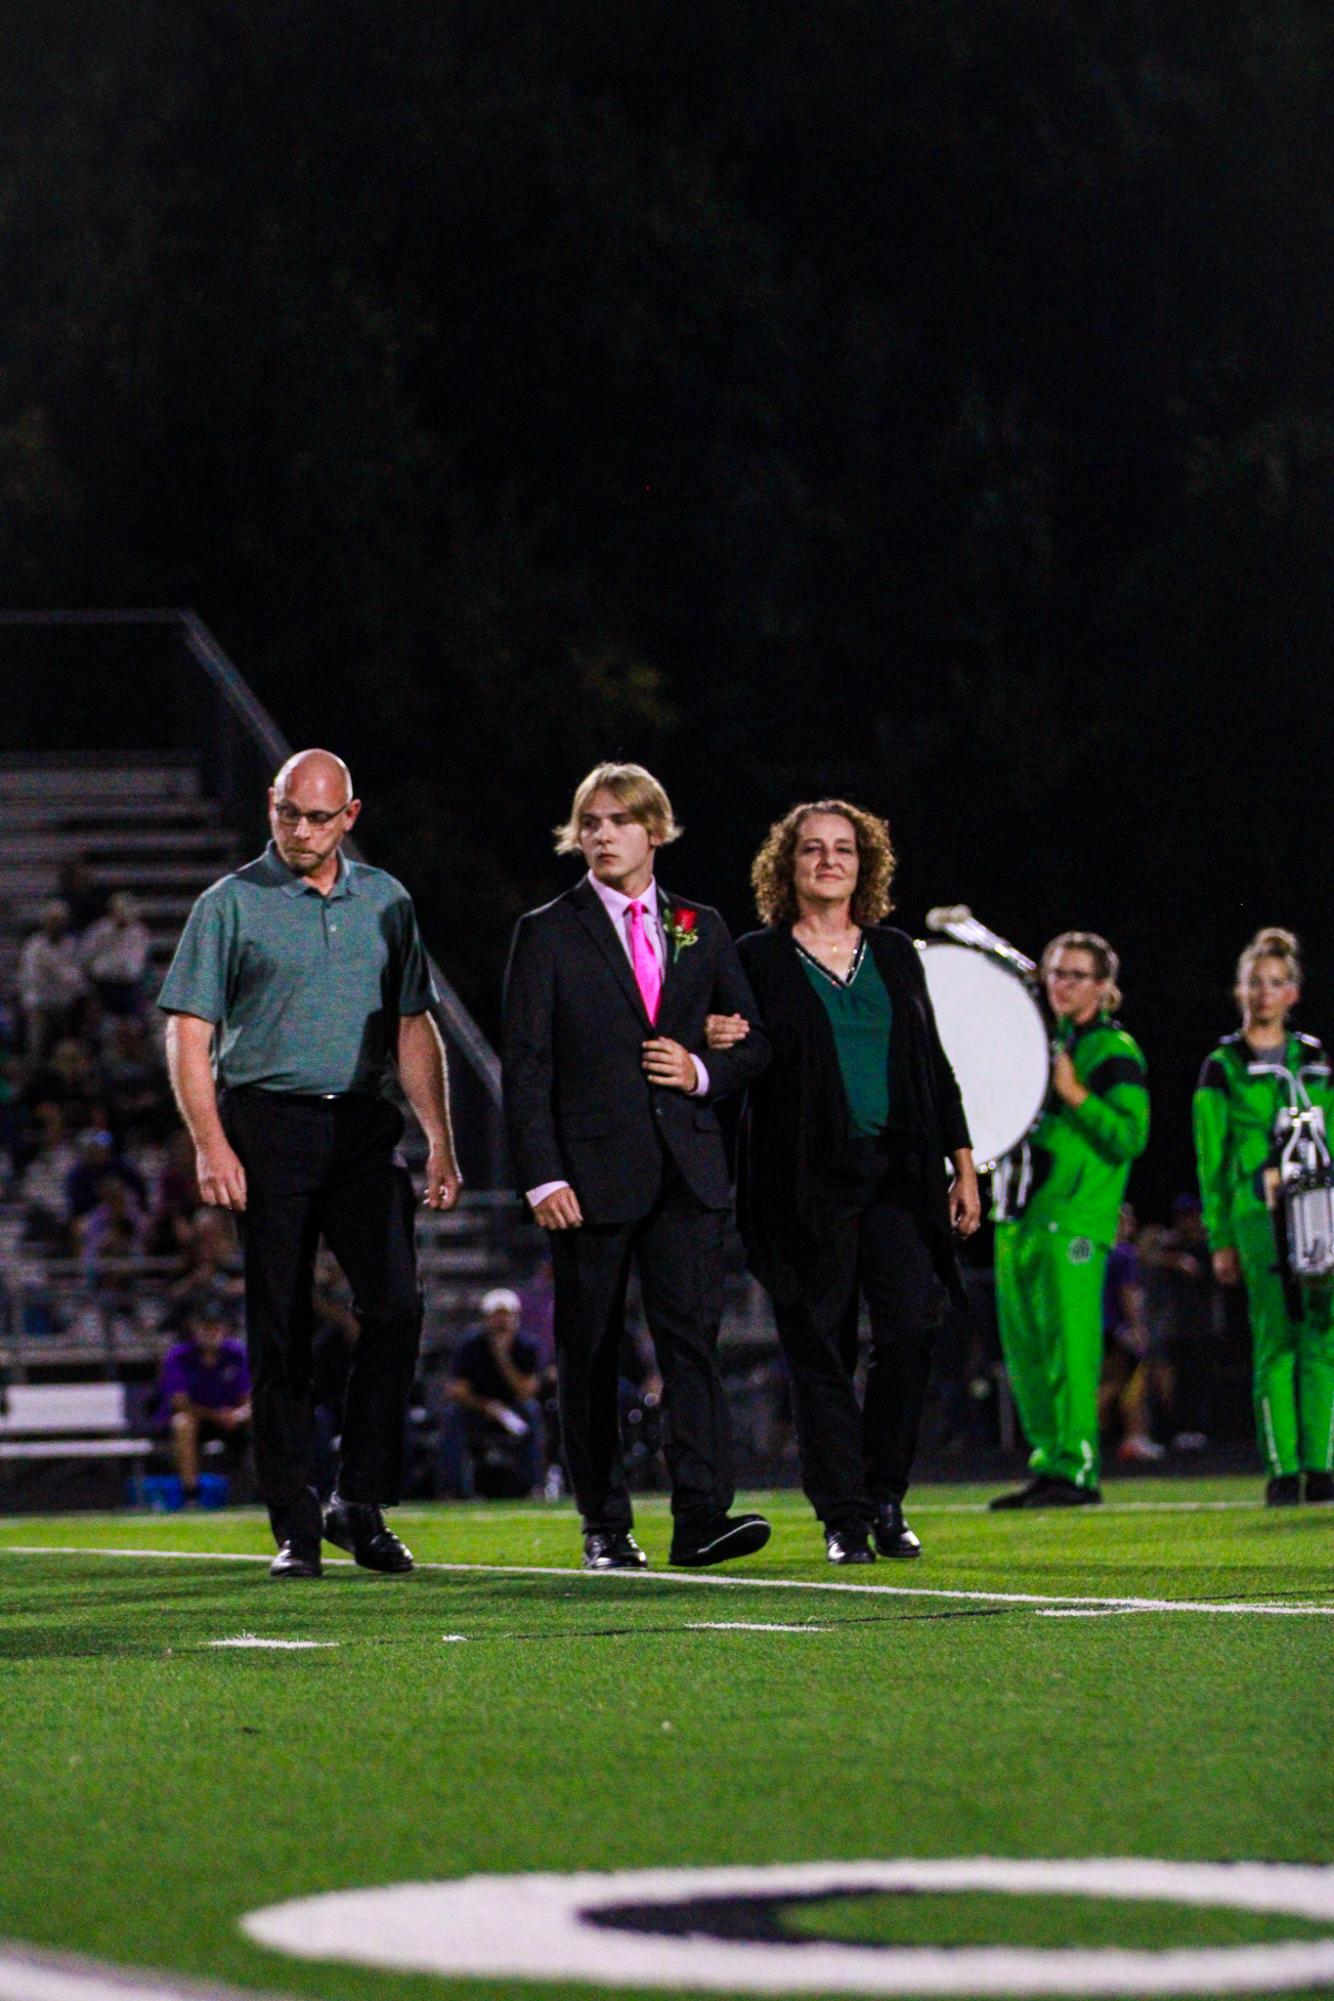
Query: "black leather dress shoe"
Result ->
[[268, 1487, 323, 1577], [990, 1475, 1100, 1510], [582, 1531, 648, 1571], [269, 1540, 322, 1579], [871, 1500, 922, 1559], [825, 1527, 875, 1565], [669, 1511, 771, 1567], [323, 1493, 415, 1572], [989, 1478, 1046, 1511]]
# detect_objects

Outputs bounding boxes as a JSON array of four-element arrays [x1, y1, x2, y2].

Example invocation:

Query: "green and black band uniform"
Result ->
[[157, 842, 435, 1520], [1193, 1031, 1334, 1478], [993, 1013, 1149, 1491]]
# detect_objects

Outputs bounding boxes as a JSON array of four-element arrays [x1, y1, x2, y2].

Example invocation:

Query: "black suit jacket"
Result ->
[[502, 878, 771, 1223]]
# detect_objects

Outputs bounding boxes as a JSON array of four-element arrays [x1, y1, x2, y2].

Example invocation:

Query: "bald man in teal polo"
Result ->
[[160, 749, 460, 1578]]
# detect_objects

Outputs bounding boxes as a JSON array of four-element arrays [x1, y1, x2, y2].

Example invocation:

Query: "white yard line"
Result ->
[[3, 1542, 1331, 1618], [685, 1621, 826, 1633], [207, 1636, 337, 1650]]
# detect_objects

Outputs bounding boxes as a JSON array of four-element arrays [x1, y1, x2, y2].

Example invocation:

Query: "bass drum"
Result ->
[[919, 940, 1050, 1170]]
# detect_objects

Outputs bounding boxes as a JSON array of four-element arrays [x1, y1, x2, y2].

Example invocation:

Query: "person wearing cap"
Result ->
[[158, 749, 461, 1578], [158, 1290, 252, 1504], [440, 1288, 545, 1498]]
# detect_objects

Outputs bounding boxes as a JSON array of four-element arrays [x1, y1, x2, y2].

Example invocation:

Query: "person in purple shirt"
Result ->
[[159, 1289, 252, 1502]]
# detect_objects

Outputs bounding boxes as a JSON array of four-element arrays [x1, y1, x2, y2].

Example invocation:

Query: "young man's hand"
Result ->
[[642, 1037, 696, 1090], [533, 1186, 583, 1230]]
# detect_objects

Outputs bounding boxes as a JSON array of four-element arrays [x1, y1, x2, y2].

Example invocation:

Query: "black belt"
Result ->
[[223, 1085, 380, 1105]]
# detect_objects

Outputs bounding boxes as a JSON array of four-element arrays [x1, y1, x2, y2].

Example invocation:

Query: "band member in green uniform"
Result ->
[[990, 932, 1149, 1508], [1193, 928, 1334, 1505]]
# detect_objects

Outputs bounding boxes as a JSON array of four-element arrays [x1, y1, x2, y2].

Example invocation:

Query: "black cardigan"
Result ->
[[735, 924, 971, 1307]]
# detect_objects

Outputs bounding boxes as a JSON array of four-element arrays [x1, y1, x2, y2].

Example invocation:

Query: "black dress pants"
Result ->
[[550, 1168, 733, 1535], [773, 1142, 949, 1531], [221, 1089, 421, 1510]]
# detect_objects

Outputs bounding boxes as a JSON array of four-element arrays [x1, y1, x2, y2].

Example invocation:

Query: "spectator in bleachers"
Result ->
[[161, 1207, 244, 1325], [145, 1130, 201, 1259], [56, 856, 105, 933], [100, 1015, 172, 1143], [63, 1128, 148, 1226], [439, 1288, 544, 1498], [77, 1174, 148, 1264], [158, 1288, 252, 1505], [15, 1100, 82, 1245], [18, 903, 89, 1062], [81, 894, 153, 1017], [21, 1037, 102, 1130]]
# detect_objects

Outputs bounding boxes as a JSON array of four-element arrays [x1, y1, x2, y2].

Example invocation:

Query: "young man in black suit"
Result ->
[[503, 762, 772, 1570]]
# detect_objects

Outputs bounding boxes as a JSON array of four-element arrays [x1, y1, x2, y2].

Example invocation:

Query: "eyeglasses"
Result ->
[[1048, 969, 1098, 985], [274, 804, 349, 829]]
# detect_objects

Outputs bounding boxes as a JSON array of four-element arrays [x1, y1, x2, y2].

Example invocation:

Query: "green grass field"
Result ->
[[2, 1479, 1333, 2001]]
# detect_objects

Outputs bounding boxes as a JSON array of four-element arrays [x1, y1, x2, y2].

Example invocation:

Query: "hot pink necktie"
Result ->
[[626, 901, 662, 1024]]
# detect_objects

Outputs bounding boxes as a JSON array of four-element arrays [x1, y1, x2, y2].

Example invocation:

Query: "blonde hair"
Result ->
[[553, 762, 682, 855], [1041, 931, 1123, 1013], [1236, 926, 1302, 995], [750, 800, 896, 927]]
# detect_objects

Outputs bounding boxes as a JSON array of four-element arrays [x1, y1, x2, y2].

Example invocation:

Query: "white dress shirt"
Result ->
[[526, 873, 709, 1213]]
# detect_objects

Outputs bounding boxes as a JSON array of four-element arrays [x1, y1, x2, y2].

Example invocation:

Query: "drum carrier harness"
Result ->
[[1255, 1056, 1334, 1301]]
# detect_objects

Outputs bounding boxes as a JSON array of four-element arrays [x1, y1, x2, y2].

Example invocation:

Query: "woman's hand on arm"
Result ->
[[704, 1013, 751, 1050]]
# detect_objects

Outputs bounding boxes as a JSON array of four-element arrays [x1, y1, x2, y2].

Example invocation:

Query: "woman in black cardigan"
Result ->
[[709, 800, 979, 1563]]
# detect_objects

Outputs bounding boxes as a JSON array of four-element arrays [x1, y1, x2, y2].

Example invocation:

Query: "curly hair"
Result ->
[[750, 800, 896, 927]]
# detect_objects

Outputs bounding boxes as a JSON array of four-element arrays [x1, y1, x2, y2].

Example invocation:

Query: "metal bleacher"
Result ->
[[0, 753, 239, 1000]]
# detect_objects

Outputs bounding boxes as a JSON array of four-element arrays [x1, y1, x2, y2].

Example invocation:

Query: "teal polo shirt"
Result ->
[[157, 843, 436, 1096]]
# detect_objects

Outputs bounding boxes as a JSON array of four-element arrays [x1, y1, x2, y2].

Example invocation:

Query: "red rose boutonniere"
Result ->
[[664, 906, 700, 962]]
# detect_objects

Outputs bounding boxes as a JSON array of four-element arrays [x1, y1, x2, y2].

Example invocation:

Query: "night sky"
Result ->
[[3, 1, 1331, 1211]]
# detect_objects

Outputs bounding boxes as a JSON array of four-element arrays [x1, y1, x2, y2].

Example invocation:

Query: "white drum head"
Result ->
[[919, 941, 1049, 1168]]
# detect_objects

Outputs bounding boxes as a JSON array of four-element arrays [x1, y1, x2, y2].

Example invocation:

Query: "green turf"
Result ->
[[1, 1480, 1332, 2001], [780, 1891, 1332, 1949]]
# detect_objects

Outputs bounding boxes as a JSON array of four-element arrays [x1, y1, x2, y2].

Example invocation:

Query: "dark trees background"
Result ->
[[2, 0, 1331, 1207]]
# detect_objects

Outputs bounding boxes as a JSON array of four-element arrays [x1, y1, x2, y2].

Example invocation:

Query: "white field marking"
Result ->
[[0, 1935, 299, 2001], [1036, 1609, 1141, 1620], [208, 1635, 337, 1650], [243, 1855, 1334, 1995], [684, 1621, 827, 1633], [441, 1634, 469, 1643], [2, 1544, 1331, 1619]]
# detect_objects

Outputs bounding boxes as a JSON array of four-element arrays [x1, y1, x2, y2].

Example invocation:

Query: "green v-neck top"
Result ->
[[797, 934, 893, 1138]]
